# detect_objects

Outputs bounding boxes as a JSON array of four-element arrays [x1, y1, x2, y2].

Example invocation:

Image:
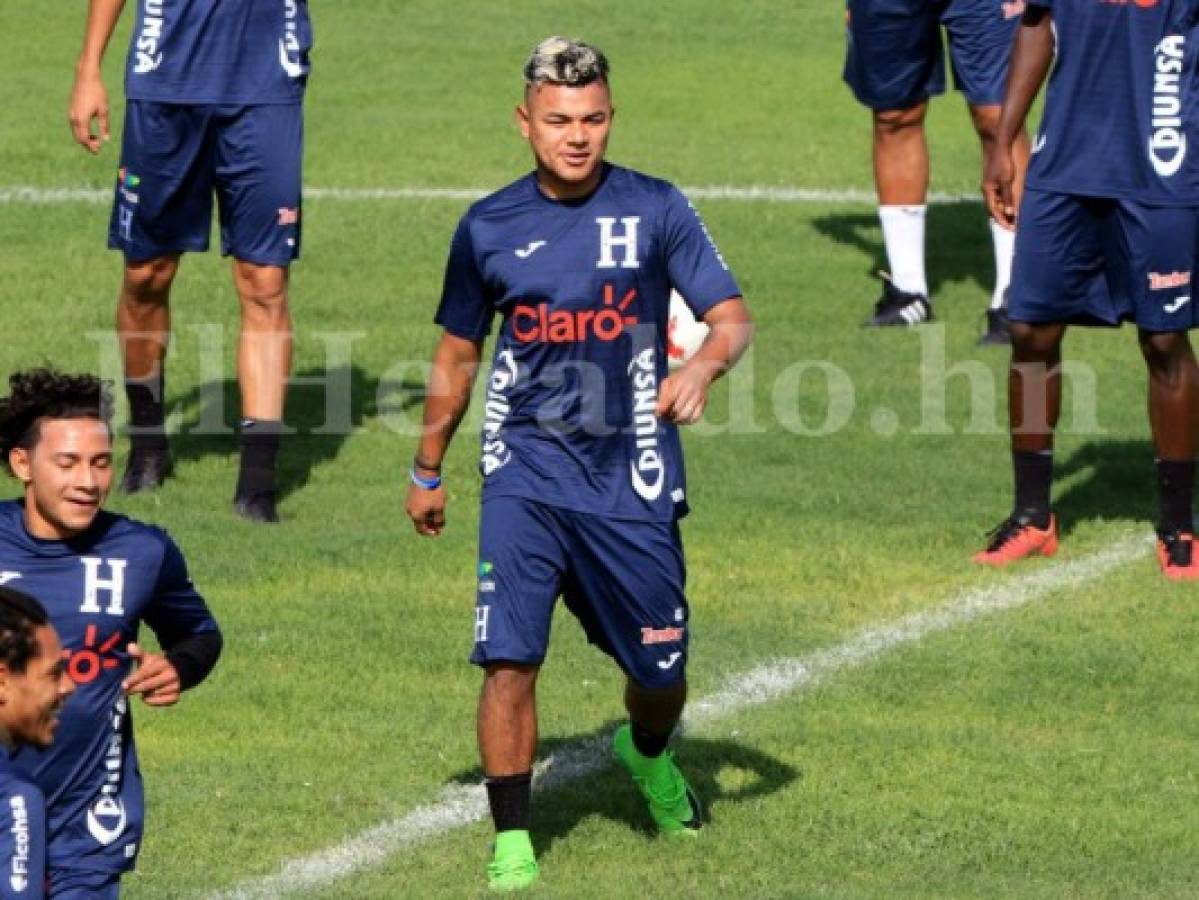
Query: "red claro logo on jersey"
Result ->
[[1100, 0, 1159, 7], [63, 625, 123, 685], [512, 284, 638, 343]]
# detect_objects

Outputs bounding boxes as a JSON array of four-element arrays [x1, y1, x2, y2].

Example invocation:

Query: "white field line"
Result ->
[[207, 533, 1149, 900], [0, 184, 982, 206]]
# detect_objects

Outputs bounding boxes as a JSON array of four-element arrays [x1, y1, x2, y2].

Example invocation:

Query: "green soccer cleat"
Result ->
[[487, 829, 539, 892], [612, 724, 703, 837]]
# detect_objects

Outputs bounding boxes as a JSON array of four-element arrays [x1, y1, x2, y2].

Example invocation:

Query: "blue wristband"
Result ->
[[410, 467, 442, 490]]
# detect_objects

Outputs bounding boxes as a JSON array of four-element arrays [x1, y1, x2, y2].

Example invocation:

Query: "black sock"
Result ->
[[1156, 458, 1195, 534], [1012, 449, 1053, 528], [125, 373, 167, 451], [235, 419, 282, 498], [631, 722, 671, 759], [485, 772, 532, 833]]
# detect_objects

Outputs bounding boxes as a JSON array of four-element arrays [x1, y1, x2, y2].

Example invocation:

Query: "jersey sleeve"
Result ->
[[434, 217, 496, 341], [0, 782, 46, 899], [142, 531, 220, 649], [661, 186, 742, 318]]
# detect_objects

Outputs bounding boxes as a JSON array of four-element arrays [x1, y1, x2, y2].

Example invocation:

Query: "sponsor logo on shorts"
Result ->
[[1001, 1, 1025, 19], [118, 169, 141, 206], [478, 562, 497, 594], [278, 207, 300, 226], [1164, 295, 1190, 314], [641, 626, 684, 645], [657, 652, 683, 670], [8, 795, 29, 894], [134, 1, 164, 74], [1148, 270, 1191, 291], [1149, 36, 1187, 178]]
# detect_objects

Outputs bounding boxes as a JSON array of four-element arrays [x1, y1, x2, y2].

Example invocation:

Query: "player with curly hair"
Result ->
[[0, 586, 75, 900], [0, 369, 221, 898]]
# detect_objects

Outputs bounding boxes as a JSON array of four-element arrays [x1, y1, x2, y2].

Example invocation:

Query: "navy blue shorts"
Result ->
[[471, 497, 690, 690], [1009, 189, 1199, 332], [843, 0, 1022, 110], [108, 101, 303, 266], [48, 868, 120, 900]]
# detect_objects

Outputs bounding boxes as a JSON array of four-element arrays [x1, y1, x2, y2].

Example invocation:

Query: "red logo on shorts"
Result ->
[[1148, 271, 1191, 291], [278, 207, 300, 226], [641, 626, 684, 645]]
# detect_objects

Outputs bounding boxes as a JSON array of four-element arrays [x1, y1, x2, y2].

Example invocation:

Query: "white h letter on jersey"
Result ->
[[596, 217, 640, 269], [79, 558, 127, 616]]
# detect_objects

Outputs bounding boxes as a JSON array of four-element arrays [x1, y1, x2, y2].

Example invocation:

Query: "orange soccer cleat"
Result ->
[[1156, 530, 1199, 581], [973, 514, 1059, 566]]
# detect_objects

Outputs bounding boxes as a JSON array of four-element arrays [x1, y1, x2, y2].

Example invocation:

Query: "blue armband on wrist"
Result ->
[[410, 468, 442, 490]]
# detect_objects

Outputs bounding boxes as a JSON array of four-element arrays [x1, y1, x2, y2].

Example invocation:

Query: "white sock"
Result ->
[[878, 205, 928, 297], [990, 218, 1015, 310]]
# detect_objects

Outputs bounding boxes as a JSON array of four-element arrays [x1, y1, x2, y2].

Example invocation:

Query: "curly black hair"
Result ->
[[0, 369, 113, 476], [0, 586, 49, 675]]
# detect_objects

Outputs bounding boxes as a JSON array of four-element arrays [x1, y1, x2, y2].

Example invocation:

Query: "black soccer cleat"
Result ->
[[119, 445, 173, 494], [977, 303, 1012, 347], [864, 272, 933, 327], [233, 490, 279, 524]]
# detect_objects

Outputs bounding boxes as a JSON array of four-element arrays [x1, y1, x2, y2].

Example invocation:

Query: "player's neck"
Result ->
[[535, 164, 604, 202], [21, 499, 88, 543]]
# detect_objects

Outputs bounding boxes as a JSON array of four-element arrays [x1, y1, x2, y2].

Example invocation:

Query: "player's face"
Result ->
[[0, 625, 73, 750], [10, 417, 113, 540], [518, 81, 613, 200]]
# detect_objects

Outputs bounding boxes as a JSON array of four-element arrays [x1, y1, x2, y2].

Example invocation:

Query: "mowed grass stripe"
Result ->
[[0, 185, 984, 206], [207, 534, 1149, 900]]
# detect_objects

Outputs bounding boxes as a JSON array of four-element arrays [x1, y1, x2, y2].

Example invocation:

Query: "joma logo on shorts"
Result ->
[[134, 0, 164, 74]]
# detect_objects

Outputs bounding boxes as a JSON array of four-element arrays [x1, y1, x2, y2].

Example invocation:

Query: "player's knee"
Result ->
[[1010, 322, 1062, 359], [1140, 330, 1194, 377], [122, 257, 178, 302], [483, 662, 539, 701], [873, 105, 925, 139], [235, 262, 290, 321]]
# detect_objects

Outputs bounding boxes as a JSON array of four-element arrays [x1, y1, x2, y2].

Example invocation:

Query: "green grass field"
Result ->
[[1, 2, 1197, 897]]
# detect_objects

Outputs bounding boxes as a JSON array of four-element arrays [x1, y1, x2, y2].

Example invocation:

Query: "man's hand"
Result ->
[[656, 363, 714, 425], [406, 482, 447, 537], [123, 642, 181, 707], [983, 145, 1018, 230], [69, 73, 110, 154]]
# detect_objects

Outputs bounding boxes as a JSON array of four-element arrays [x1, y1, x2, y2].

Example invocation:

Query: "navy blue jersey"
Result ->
[[0, 758, 44, 900], [1027, 0, 1199, 203], [0, 502, 218, 875], [125, 0, 312, 105], [436, 164, 741, 523]]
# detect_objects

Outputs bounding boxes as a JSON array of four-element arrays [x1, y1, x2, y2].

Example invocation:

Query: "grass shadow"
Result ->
[[449, 721, 799, 856], [156, 365, 426, 501], [812, 202, 993, 303], [1054, 439, 1156, 537]]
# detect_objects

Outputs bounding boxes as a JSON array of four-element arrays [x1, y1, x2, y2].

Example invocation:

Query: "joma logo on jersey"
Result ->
[[134, 0, 164, 74], [511, 285, 638, 343], [1150, 36, 1187, 178]]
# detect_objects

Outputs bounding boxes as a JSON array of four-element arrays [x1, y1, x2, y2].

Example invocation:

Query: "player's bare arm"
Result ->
[[657, 297, 753, 426], [984, 6, 1054, 229], [405, 331, 483, 537], [69, 0, 127, 154]]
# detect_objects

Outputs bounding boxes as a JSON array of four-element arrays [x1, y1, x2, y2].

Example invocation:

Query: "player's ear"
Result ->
[[516, 102, 531, 139], [8, 448, 31, 485]]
